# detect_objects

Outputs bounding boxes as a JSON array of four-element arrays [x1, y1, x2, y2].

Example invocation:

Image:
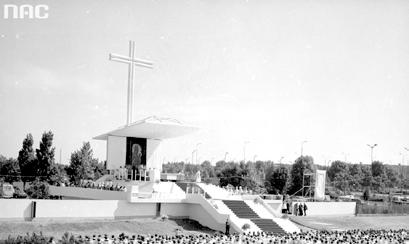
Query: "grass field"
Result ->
[[0, 218, 216, 240], [291, 215, 409, 231], [1, 215, 408, 240]]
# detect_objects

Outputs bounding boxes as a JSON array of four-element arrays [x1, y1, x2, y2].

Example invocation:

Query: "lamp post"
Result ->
[[253, 154, 257, 162], [196, 143, 201, 165], [301, 140, 308, 157], [367, 144, 378, 163], [192, 150, 196, 165], [243, 141, 250, 163], [404, 147, 409, 179], [279, 156, 284, 167], [224, 152, 229, 162], [342, 152, 348, 163]]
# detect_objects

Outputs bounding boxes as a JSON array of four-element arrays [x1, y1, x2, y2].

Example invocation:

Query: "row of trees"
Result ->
[[163, 155, 408, 196], [326, 160, 409, 193], [0, 131, 107, 191], [162, 156, 315, 195], [2, 131, 408, 197]]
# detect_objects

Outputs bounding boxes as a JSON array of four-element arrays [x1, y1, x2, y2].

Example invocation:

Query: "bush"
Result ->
[[253, 197, 263, 204], [5, 232, 50, 244], [160, 214, 169, 221], [60, 232, 84, 244], [26, 180, 50, 199], [242, 223, 250, 231]]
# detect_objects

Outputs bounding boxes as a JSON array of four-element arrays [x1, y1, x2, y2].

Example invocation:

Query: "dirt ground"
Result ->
[[0, 218, 216, 240], [290, 215, 409, 231]]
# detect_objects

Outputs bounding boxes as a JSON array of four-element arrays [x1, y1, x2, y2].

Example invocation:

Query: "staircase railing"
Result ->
[[255, 196, 282, 218], [185, 194, 246, 233]]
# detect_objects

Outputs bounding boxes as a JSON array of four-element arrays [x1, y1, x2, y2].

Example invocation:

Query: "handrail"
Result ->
[[255, 196, 282, 218], [290, 187, 306, 198]]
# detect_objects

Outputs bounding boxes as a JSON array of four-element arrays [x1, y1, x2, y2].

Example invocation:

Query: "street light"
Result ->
[[253, 154, 257, 162], [342, 152, 348, 163], [192, 150, 197, 165], [301, 140, 308, 157], [243, 141, 250, 163], [224, 152, 229, 162], [367, 144, 378, 163], [196, 143, 201, 165], [279, 156, 284, 167]]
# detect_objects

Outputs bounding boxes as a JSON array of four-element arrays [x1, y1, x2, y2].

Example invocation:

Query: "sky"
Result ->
[[0, 0, 408, 166]]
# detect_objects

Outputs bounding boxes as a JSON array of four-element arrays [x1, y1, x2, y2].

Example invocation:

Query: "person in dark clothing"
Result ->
[[303, 203, 308, 216], [225, 217, 230, 235], [294, 202, 298, 216], [298, 203, 303, 216], [286, 202, 291, 214]]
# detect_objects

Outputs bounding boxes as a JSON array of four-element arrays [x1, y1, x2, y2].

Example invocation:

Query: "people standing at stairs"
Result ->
[[293, 202, 298, 216], [298, 203, 303, 216], [286, 201, 291, 214], [225, 216, 230, 235], [303, 203, 308, 216]]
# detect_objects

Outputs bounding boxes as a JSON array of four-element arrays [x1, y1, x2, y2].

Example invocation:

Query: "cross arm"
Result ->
[[109, 53, 153, 69]]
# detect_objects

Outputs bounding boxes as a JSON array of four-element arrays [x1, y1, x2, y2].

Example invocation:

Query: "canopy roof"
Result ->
[[93, 116, 198, 140]]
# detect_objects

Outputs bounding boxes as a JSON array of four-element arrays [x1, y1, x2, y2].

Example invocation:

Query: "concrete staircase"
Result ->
[[251, 218, 286, 234], [222, 200, 259, 219], [176, 182, 211, 199], [222, 200, 286, 234]]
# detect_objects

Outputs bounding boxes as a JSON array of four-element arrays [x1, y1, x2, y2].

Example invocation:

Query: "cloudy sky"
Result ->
[[0, 0, 408, 165]]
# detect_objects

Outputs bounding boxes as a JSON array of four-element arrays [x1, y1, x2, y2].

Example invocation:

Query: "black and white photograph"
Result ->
[[0, 0, 408, 243]]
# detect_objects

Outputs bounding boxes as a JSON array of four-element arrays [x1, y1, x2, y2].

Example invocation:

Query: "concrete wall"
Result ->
[[292, 202, 356, 216], [107, 135, 126, 170], [0, 199, 32, 220], [146, 139, 162, 172], [35, 200, 157, 219], [49, 186, 127, 200], [161, 203, 189, 218], [0, 199, 157, 220]]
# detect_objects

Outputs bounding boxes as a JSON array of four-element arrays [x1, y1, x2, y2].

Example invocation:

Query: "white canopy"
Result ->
[[93, 116, 198, 140]]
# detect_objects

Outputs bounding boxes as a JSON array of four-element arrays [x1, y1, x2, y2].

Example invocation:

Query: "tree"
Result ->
[[327, 161, 349, 181], [35, 131, 56, 182], [288, 155, 314, 195], [360, 164, 373, 188], [265, 166, 289, 194], [91, 160, 107, 181], [17, 133, 36, 186], [26, 178, 50, 199], [218, 164, 244, 187], [0, 157, 21, 183], [67, 142, 97, 184], [371, 161, 386, 178], [201, 161, 216, 179]]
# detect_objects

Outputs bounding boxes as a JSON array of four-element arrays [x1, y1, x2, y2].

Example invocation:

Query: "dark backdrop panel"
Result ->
[[126, 137, 147, 169]]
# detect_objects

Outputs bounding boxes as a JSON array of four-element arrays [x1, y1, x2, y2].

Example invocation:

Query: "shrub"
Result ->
[[253, 197, 263, 204], [26, 180, 50, 199], [160, 214, 169, 221], [60, 232, 84, 244], [5, 232, 50, 244], [242, 223, 250, 231]]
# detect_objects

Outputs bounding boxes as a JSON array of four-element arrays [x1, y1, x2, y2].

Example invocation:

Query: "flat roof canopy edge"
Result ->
[[93, 116, 198, 140]]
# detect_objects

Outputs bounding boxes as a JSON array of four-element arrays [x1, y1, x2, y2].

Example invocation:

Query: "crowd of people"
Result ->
[[59, 180, 127, 192], [53, 229, 408, 244]]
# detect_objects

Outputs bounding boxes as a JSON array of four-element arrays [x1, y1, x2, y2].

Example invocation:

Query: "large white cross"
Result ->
[[109, 41, 153, 125]]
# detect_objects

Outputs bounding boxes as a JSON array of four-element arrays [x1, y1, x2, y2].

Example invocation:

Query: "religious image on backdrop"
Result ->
[[126, 137, 147, 180], [131, 144, 143, 168]]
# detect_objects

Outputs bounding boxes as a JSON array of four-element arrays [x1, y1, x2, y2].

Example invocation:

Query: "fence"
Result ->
[[356, 202, 409, 215]]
